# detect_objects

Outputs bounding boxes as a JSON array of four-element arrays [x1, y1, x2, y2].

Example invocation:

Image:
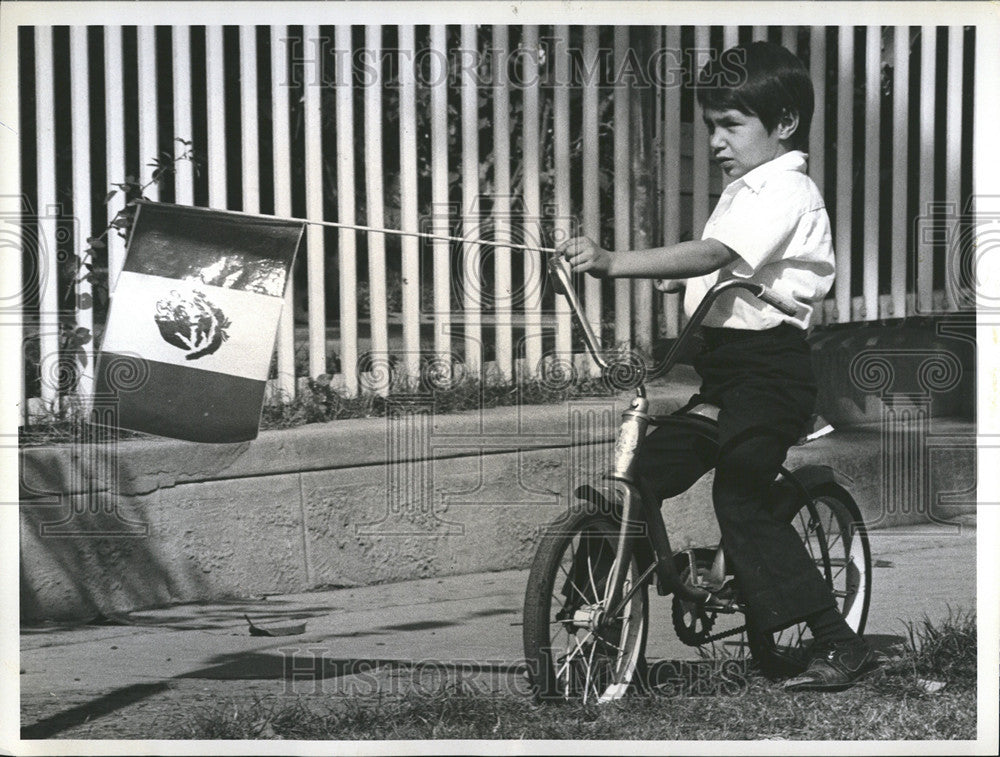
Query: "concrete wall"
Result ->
[[20, 375, 976, 622]]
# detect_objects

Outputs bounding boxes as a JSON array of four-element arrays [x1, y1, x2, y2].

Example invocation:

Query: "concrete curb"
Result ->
[[20, 370, 975, 621]]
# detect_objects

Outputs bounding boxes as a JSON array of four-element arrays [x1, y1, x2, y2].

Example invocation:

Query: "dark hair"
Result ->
[[695, 41, 814, 151]]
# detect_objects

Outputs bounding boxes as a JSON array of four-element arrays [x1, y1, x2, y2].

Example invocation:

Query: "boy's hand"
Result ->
[[559, 236, 613, 278]]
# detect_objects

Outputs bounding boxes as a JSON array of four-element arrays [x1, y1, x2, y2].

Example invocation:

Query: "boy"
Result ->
[[559, 41, 876, 691]]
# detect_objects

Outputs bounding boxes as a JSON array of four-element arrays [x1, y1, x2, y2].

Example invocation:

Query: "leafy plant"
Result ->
[[23, 141, 201, 420]]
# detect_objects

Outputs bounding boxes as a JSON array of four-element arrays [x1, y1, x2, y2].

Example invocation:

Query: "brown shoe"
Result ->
[[783, 639, 879, 692]]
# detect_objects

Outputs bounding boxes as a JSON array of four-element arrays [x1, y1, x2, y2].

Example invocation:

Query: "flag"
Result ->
[[95, 202, 303, 443]]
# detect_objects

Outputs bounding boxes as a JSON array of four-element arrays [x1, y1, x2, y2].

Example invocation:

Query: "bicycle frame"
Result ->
[[546, 253, 801, 614]]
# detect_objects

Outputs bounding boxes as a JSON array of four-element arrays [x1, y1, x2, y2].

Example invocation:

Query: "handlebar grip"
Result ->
[[756, 286, 799, 316]]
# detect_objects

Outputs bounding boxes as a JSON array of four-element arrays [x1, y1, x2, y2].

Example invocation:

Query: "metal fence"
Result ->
[[15, 25, 976, 415]]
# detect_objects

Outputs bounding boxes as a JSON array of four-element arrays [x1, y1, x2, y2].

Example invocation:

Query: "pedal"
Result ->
[[702, 577, 740, 611]]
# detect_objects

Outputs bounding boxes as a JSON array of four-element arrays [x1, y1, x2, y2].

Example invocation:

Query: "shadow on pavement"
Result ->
[[21, 683, 172, 740]]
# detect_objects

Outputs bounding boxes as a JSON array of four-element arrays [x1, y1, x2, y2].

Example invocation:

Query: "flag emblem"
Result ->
[[154, 289, 231, 360], [95, 202, 303, 443]]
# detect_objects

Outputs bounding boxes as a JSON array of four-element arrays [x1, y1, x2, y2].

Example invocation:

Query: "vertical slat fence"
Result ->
[[172, 26, 194, 206], [239, 26, 259, 215], [917, 25, 936, 315], [104, 26, 127, 285], [304, 25, 326, 381], [863, 26, 881, 322], [70, 26, 93, 400], [945, 26, 964, 311], [271, 26, 295, 397], [581, 25, 601, 374], [34, 26, 59, 409], [429, 25, 451, 372], [137, 26, 158, 201], [364, 25, 389, 392], [613, 27, 631, 348], [835, 27, 854, 323], [460, 24, 482, 375], [660, 25, 682, 338], [552, 25, 573, 368], [891, 26, 909, 320], [492, 25, 513, 383], [520, 26, 543, 378], [16, 23, 977, 418], [398, 25, 421, 384], [205, 26, 226, 208], [334, 24, 358, 395]]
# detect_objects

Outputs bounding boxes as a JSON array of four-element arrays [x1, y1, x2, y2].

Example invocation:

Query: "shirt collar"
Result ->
[[733, 150, 808, 193]]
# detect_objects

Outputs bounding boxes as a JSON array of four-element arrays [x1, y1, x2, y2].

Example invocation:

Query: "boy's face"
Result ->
[[703, 107, 787, 180]]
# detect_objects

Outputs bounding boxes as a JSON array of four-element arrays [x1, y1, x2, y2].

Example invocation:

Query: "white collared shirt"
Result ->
[[656, 150, 834, 330]]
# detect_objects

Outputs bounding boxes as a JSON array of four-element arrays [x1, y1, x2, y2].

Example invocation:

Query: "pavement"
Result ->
[[18, 516, 978, 739]]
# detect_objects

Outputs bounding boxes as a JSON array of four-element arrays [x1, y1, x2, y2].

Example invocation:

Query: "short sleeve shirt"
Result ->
[[656, 150, 835, 330]]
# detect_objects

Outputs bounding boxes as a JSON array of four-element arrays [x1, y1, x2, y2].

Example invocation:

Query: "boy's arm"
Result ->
[[559, 236, 738, 279]]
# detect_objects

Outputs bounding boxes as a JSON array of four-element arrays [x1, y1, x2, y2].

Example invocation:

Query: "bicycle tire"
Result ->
[[522, 502, 650, 703], [747, 483, 873, 677]]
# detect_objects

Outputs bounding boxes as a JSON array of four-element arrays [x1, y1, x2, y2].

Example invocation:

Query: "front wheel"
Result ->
[[748, 483, 872, 676], [522, 503, 649, 703]]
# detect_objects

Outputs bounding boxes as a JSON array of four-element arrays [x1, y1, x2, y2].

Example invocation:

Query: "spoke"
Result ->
[[586, 550, 600, 604], [556, 555, 572, 581], [797, 511, 819, 562], [559, 634, 575, 696], [569, 532, 577, 568], [795, 621, 806, 646], [803, 531, 818, 561], [795, 510, 808, 539], [556, 574, 591, 610], [555, 632, 590, 680], [825, 529, 843, 554], [593, 630, 625, 654], [583, 639, 597, 704], [824, 520, 844, 555], [552, 549, 578, 617], [596, 534, 609, 574], [595, 536, 612, 604], [597, 539, 617, 606]]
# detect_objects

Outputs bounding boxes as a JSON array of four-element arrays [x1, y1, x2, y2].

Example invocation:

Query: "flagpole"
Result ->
[[136, 200, 561, 255]]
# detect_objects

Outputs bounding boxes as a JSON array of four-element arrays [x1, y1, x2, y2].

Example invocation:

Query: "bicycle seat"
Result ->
[[680, 404, 832, 447]]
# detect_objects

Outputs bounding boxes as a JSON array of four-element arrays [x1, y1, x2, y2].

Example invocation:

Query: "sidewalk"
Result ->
[[19, 518, 977, 739]]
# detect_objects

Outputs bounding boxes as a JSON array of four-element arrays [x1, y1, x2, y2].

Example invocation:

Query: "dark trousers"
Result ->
[[635, 325, 837, 633]]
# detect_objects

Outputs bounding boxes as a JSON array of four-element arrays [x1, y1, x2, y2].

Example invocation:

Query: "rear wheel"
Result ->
[[748, 485, 872, 676], [522, 504, 649, 703]]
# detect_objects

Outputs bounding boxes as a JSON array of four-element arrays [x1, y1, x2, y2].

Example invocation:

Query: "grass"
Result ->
[[174, 611, 979, 741]]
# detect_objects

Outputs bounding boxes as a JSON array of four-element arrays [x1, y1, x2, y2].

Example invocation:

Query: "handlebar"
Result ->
[[547, 253, 613, 373], [547, 251, 801, 394], [754, 285, 799, 317]]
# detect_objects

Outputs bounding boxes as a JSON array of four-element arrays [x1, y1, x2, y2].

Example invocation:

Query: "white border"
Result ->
[[2, 2, 997, 755]]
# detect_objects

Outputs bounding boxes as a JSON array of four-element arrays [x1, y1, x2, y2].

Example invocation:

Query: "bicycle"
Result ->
[[521, 252, 872, 703]]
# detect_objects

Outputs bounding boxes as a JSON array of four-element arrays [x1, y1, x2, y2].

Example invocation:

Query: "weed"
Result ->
[[868, 608, 977, 697]]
